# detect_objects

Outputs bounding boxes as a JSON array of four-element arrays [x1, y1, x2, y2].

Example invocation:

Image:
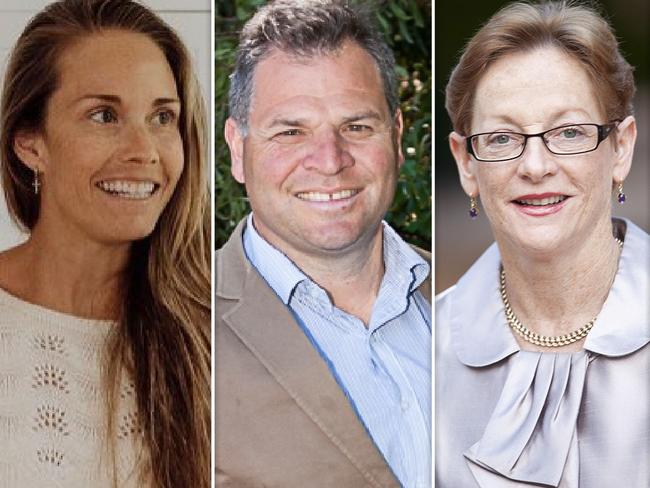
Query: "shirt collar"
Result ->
[[243, 213, 430, 312], [584, 218, 650, 355], [449, 218, 649, 367], [243, 213, 307, 305]]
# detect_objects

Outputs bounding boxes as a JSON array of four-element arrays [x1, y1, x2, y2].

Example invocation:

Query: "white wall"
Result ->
[[0, 0, 211, 251]]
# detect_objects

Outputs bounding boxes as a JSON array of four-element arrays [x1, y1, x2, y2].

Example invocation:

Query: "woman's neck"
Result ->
[[498, 219, 622, 352], [0, 226, 131, 320]]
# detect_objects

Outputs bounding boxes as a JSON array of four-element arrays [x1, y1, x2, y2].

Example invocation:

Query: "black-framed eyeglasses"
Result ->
[[465, 122, 619, 163]]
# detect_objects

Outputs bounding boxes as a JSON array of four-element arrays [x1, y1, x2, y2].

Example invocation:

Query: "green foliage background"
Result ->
[[215, 0, 432, 249]]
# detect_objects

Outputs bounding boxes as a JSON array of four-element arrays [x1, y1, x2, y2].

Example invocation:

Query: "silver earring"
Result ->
[[32, 167, 41, 195]]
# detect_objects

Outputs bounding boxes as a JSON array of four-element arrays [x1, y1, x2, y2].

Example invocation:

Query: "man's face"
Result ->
[[226, 40, 403, 259]]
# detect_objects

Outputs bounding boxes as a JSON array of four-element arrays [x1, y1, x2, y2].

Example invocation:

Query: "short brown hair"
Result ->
[[445, 0, 635, 136]]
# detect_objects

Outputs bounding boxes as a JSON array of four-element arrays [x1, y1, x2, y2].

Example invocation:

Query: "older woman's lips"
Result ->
[[513, 193, 569, 217]]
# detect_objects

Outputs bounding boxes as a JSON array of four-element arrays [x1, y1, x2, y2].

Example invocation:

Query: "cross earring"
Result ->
[[32, 167, 41, 195]]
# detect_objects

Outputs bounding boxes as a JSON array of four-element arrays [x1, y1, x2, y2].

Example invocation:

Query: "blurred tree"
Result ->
[[215, 0, 432, 249]]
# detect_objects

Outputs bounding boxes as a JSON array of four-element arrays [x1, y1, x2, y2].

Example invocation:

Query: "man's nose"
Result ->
[[302, 128, 354, 174], [517, 136, 558, 182]]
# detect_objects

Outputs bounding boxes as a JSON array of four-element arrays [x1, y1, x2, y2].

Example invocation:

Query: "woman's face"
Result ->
[[450, 46, 635, 255], [17, 29, 184, 246]]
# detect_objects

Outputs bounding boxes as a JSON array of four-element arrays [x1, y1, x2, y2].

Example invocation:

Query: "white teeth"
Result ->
[[97, 180, 156, 199], [297, 189, 358, 202], [518, 195, 566, 206]]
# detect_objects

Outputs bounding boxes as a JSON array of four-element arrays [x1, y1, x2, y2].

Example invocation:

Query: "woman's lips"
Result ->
[[512, 194, 570, 217]]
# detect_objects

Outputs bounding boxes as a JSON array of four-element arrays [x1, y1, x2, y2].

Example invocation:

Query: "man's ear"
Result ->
[[13, 129, 47, 173], [394, 109, 405, 168], [611, 115, 636, 185], [224, 117, 246, 184], [449, 131, 479, 198]]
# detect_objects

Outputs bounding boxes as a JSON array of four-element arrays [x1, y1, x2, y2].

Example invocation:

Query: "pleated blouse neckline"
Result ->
[[445, 218, 649, 487]]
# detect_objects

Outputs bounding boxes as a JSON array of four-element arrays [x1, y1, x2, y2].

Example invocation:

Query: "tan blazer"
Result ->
[[215, 219, 431, 488]]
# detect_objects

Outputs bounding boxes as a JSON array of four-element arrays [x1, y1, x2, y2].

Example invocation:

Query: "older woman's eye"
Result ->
[[559, 127, 582, 139], [488, 133, 513, 145], [89, 108, 117, 124]]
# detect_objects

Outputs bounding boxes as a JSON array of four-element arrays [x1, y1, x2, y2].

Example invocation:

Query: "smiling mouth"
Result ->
[[515, 195, 567, 206], [96, 180, 159, 200], [296, 189, 359, 202]]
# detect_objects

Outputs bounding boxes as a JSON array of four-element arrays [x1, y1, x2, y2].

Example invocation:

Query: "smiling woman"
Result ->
[[0, 1, 210, 487], [436, 2, 648, 488]]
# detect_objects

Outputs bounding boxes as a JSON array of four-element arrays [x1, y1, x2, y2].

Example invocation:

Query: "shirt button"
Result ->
[[400, 399, 410, 411]]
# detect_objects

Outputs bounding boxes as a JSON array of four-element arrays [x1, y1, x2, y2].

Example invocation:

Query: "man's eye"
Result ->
[[279, 129, 301, 136], [347, 124, 371, 132], [89, 108, 117, 124]]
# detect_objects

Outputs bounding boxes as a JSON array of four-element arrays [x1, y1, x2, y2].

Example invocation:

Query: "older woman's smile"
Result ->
[[512, 192, 570, 216]]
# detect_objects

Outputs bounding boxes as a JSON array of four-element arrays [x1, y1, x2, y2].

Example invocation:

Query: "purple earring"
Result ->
[[469, 195, 479, 219], [617, 181, 626, 204]]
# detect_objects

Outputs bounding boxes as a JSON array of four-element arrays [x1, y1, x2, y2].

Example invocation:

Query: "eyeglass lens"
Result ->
[[472, 124, 600, 161]]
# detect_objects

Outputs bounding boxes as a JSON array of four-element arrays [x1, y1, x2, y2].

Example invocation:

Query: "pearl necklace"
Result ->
[[500, 237, 623, 348]]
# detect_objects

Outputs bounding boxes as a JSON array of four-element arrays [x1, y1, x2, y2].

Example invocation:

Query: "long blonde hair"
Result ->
[[0, 1, 210, 486]]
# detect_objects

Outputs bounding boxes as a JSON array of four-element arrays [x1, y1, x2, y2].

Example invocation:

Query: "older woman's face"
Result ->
[[453, 46, 632, 254], [18, 30, 183, 246]]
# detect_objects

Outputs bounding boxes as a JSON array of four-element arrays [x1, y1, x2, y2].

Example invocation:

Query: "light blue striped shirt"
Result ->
[[243, 214, 432, 488]]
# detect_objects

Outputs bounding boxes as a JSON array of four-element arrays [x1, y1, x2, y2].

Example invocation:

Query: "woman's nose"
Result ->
[[517, 137, 558, 181], [120, 124, 159, 165]]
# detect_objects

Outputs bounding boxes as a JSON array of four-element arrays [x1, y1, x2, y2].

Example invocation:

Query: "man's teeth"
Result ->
[[297, 189, 358, 202], [97, 180, 156, 199], [517, 195, 566, 206]]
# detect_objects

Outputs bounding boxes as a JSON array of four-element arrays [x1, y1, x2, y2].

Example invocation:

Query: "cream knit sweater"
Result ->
[[0, 287, 148, 487]]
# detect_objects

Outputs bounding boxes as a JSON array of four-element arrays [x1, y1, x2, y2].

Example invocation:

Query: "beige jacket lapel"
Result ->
[[216, 219, 401, 488]]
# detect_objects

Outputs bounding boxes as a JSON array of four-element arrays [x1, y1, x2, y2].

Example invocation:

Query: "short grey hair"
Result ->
[[229, 0, 398, 132]]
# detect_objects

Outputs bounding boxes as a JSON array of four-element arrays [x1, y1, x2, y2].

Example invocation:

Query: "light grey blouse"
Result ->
[[435, 218, 649, 488]]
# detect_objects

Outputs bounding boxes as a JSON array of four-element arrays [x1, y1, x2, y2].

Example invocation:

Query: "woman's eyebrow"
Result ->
[[71, 93, 122, 106], [152, 97, 181, 107], [71, 94, 180, 106]]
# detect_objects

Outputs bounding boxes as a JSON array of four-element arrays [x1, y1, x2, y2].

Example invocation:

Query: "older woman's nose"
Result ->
[[302, 129, 354, 174], [516, 137, 558, 181], [120, 124, 159, 164]]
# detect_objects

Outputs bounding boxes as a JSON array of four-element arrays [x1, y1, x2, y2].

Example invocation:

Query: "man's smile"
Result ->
[[295, 188, 360, 202]]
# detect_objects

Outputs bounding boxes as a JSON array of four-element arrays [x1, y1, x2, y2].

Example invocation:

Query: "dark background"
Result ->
[[435, 0, 649, 292]]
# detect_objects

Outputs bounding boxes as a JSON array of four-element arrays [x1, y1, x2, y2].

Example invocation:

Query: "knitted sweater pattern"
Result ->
[[0, 287, 146, 487]]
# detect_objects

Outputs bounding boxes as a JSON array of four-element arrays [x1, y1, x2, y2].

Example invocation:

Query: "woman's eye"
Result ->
[[490, 134, 512, 145], [153, 110, 176, 126], [90, 108, 117, 124], [560, 127, 581, 138]]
